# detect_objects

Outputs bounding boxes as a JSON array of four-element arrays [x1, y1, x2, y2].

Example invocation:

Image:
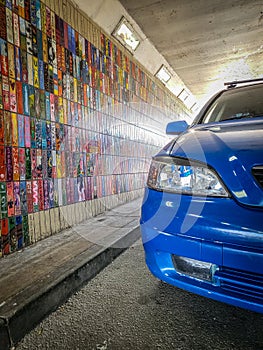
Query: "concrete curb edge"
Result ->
[[0, 226, 140, 349]]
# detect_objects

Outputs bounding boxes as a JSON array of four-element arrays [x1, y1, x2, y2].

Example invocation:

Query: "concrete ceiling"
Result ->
[[118, 0, 263, 103]]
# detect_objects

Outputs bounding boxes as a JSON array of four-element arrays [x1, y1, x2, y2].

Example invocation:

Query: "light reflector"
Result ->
[[155, 65, 171, 84], [112, 17, 140, 52]]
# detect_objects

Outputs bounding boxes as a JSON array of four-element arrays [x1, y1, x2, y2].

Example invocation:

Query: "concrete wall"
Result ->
[[0, 0, 191, 256]]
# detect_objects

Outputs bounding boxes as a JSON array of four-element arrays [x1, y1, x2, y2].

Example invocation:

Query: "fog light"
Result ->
[[172, 255, 218, 283]]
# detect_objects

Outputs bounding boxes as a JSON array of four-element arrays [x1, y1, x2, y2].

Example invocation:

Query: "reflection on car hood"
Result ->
[[169, 118, 263, 207]]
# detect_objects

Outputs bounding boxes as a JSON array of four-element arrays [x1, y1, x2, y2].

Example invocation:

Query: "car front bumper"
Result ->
[[140, 188, 263, 313]]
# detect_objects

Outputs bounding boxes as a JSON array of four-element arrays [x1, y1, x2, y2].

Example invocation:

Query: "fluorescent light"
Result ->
[[112, 17, 140, 52], [178, 88, 189, 101], [191, 103, 201, 113], [155, 65, 171, 84], [183, 94, 196, 109]]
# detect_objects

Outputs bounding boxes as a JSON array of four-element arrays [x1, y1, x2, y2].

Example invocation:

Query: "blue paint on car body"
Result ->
[[140, 81, 263, 313]]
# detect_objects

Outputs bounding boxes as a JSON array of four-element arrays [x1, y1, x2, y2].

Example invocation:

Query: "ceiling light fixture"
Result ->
[[155, 65, 171, 84], [177, 88, 189, 101], [112, 17, 141, 52]]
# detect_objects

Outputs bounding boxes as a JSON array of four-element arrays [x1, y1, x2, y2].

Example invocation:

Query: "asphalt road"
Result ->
[[16, 240, 263, 350]]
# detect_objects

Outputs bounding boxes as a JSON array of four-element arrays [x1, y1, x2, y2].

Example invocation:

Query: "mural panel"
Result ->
[[0, 0, 190, 256]]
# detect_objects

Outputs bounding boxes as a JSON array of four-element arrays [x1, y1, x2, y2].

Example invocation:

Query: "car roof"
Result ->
[[224, 78, 263, 90]]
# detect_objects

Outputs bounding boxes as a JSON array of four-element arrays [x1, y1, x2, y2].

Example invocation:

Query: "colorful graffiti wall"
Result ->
[[0, 0, 190, 256]]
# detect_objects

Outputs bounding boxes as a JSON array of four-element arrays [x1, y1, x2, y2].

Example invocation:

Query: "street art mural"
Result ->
[[0, 0, 190, 255]]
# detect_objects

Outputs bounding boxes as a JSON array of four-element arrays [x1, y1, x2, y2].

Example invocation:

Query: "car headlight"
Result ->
[[147, 156, 229, 197]]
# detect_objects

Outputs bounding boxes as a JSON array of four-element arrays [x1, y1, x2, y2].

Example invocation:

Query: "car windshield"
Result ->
[[202, 83, 263, 124]]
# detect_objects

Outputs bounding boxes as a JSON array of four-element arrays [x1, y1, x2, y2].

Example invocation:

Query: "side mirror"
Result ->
[[166, 120, 189, 135]]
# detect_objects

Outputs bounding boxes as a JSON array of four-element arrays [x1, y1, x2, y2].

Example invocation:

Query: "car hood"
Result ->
[[168, 118, 263, 207]]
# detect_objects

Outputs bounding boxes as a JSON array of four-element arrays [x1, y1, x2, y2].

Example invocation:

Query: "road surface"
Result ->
[[16, 240, 263, 350]]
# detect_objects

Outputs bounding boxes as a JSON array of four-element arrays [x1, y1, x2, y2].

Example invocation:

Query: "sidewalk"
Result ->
[[0, 197, 142, 350]]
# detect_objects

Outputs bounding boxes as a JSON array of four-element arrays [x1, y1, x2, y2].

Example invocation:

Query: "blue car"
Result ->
[[140, 80, 263, 313]]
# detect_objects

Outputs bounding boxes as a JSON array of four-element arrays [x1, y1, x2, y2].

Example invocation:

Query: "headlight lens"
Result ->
[[147, 157, 229, 197]]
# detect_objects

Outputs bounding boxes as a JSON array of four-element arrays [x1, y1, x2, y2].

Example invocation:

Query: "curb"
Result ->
[[0, 318, 10, 350], [0, 226, 140, 349]]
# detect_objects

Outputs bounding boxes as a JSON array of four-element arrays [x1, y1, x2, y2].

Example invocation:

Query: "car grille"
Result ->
[[216, 267, 263, 304], [252, 166, 263, 189]]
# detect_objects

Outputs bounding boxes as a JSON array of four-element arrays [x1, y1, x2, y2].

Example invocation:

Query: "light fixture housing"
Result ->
[[112, 17, 141, 52], [178, 88, 189, 101], [155, 65, 171, 84]]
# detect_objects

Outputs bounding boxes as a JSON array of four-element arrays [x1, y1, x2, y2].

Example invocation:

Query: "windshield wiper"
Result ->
[[221, 113, 259, 122]]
